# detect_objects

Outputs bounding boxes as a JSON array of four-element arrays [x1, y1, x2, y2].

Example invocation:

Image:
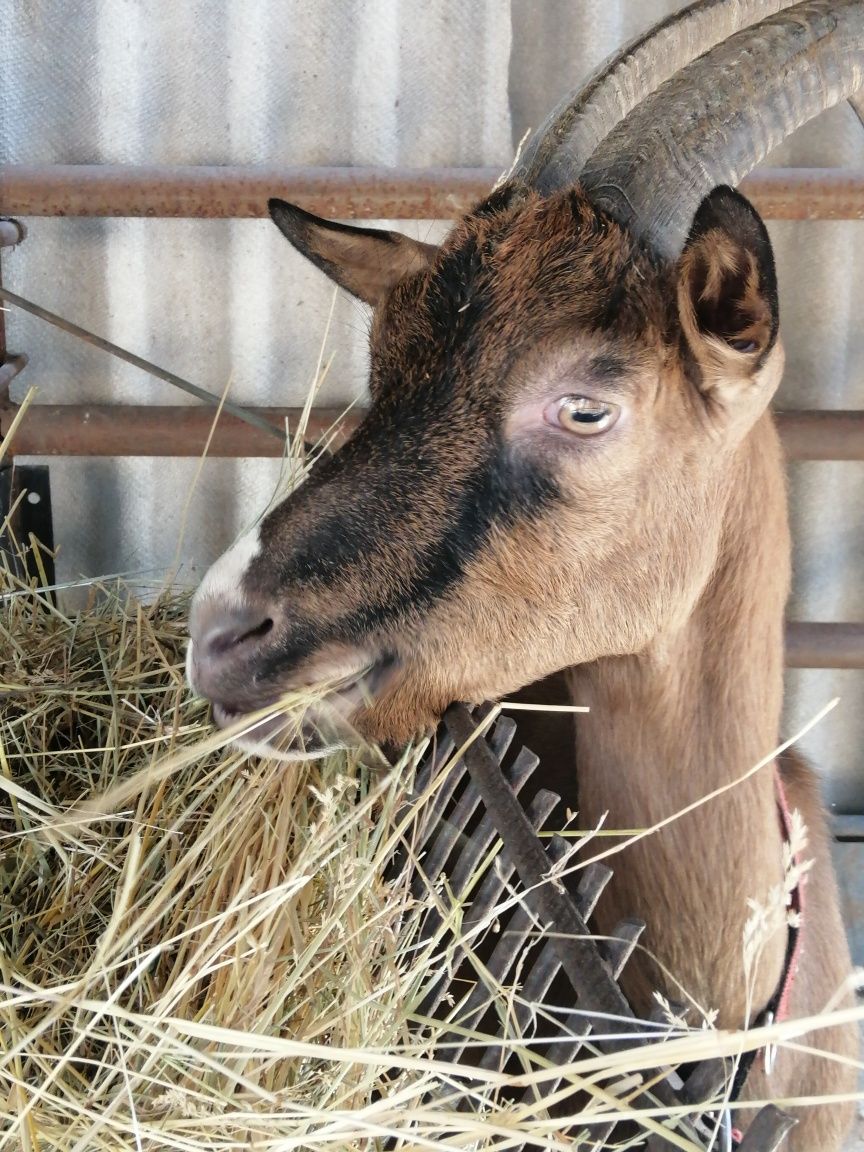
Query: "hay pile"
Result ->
[[3, 561, 678, 1150], [0, 561, 433, 1148], [0, 417, 861, 1151]]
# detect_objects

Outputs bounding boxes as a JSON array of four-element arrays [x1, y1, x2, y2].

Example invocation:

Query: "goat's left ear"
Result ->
[[269, 198, 437, 307], [676, 186, 780, 405]]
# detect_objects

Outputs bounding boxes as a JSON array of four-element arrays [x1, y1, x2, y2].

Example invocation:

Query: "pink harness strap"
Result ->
[[773, 768, 806, 1025], [730, 768, 806, 1145]]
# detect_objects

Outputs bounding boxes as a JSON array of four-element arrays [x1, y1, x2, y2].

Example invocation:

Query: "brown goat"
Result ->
[[188, 3, 862, 1146]]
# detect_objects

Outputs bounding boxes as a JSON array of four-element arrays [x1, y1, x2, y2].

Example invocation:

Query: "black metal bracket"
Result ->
[[0, 462, 56, 591], [401, 704, 798, 1151]]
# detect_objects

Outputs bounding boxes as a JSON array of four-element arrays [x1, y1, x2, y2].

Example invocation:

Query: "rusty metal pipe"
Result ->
[[745, 168, 864, 220], [774, 409, 864, 461], [784, 622, 864, 669], [3, 403, 861, 461], [0, 165, 499, 221], [1, 164, 863, 220], [0, 403, 351, 457]]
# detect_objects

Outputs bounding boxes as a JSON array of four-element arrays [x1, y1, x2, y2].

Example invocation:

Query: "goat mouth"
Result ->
[[211, 700, 290, 744], [210, 700, 346, 759], [208, 654, 400, 757]]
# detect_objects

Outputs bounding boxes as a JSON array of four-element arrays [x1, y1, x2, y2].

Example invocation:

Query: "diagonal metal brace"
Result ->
[[445, 702, 633, 1030], [0, 285, 285, 441]]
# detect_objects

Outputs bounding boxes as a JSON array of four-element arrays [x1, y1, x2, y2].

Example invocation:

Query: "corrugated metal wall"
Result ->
[[1, 0, 862, 810]]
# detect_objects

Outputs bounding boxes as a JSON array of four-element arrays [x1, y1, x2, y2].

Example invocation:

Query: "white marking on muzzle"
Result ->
[[194, 527, 262, 611], [187, 527, 263, 693]]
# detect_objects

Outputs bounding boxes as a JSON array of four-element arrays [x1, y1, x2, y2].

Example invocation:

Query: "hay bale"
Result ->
[[0, 562, 418, 1144]]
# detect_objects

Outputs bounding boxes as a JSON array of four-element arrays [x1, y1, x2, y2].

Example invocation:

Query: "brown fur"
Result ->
[[190, 184, 857, 1148]]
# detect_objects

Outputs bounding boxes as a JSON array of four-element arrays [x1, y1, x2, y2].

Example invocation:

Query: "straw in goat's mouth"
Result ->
[[210, 698, 294, 745], [208, 652, 401, 749]]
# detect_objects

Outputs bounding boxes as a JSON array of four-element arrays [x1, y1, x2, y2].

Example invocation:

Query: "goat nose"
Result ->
[[192, 601, 274, 664]]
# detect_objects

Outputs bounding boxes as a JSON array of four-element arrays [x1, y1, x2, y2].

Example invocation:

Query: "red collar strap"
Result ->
[[728, 767, 806, 1135]]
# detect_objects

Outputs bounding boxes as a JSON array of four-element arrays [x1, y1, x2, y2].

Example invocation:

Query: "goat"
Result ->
[[187, 2, 863, 1146]]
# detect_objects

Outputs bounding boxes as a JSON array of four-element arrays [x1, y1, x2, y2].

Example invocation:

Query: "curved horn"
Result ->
[[578, 0, 864, 258], [513, 0, 801, 192]]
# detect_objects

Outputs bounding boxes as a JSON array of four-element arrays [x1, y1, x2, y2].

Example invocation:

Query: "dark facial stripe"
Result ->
[[337, 442, 560, 628], [255, 442, 559, 685]]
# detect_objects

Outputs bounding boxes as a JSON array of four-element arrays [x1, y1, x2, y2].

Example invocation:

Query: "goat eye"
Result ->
[[550, 396, 620, 436]]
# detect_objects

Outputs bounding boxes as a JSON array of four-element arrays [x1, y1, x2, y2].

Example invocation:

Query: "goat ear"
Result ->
[[268, 199, 437, 307], [676, 186, 779, 402]]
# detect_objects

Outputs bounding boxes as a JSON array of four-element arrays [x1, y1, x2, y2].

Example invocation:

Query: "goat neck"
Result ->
[[570, 412, 790, 1024]]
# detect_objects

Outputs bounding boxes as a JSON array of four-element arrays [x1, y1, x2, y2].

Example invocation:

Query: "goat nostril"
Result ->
[[198, 610, 274, 661], [239, 617, 273, 645]]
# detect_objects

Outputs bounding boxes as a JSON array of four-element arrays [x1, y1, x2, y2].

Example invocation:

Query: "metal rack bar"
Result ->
[[2, 404, 863, 460], [0, 286, 284, 441], [2, 165, 863, 220], [784, 622, 864, 669], [774, 409, 864, 460]]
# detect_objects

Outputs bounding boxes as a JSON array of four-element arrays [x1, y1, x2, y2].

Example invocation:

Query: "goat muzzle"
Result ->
[[187, 597, 275, 705]]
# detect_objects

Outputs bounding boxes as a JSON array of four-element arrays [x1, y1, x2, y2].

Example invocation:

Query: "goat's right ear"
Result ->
[[268, 199, 437, 307], [676, 186, 780, 407]]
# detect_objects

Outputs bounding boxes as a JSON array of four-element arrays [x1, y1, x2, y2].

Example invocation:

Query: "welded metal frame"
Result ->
[[0, 164, 863, 674]]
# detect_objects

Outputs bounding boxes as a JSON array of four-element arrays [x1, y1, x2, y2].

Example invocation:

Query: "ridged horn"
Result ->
[[578, 0, 864, 258], [513, 0, 801, 192]]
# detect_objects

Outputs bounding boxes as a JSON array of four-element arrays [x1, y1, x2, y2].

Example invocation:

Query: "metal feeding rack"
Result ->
[[401, 702, 796, 1151]]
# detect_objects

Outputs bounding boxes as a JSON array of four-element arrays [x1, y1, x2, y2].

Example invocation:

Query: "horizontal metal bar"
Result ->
[[833, 814, 864, 841], [0, 403, 345, 456], [1, 165, 863, 220], [0, 164, 498, 220], [785, 622, 864, 669], [3, 403, 862, 461], [774, 410, 864, 461]]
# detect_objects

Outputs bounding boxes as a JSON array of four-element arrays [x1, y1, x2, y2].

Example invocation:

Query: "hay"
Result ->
[[1, 400, 861, 1151], [0, 564, 629, 1151]]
